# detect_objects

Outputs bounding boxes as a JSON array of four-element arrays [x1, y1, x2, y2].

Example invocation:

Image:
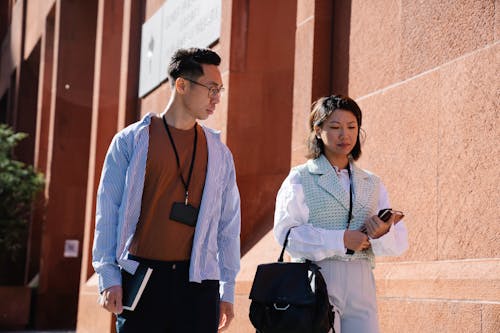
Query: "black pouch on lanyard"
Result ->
[[170, 202, 199, 227]]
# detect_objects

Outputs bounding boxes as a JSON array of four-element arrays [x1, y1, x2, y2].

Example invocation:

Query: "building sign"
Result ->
[[64, 239, 79, 258], [139, 0, 221, 97], [138, 9, 163, 97]]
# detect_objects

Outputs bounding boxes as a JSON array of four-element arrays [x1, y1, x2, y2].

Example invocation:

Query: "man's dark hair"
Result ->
[[306, 94, 364, 160], [167, 48, 221, 86]]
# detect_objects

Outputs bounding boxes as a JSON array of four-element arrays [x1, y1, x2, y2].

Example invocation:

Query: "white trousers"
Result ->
[[316, 259, 380, 333]]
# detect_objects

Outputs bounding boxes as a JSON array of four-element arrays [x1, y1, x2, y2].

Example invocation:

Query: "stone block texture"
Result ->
[[289, 1, 499, 333], [437, 44, 499, 259], [347, 0, 497, 98]]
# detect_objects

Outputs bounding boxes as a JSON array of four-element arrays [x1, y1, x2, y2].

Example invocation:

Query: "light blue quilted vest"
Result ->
[[295, 155, 380, 263]]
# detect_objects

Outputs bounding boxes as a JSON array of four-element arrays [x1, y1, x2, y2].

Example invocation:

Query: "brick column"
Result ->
[[228, 0, 297, 331], [35, 0, 98, 328], [291, 0, 333, 166], [76, 0, 141, 332]]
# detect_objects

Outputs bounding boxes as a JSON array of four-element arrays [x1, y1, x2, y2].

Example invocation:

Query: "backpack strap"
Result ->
[[278, 229, 292, 262], [278, 229, 317, 284]]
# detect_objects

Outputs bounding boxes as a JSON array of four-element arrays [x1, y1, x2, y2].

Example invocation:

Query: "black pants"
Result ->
[[116, 256, 220, 333]]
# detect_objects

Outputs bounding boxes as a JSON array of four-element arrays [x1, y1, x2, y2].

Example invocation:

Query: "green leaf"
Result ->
[[0, 124, 45, 261]]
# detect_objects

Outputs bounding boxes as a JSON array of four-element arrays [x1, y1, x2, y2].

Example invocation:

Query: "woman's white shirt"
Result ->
[[273, 168, 408, 262]]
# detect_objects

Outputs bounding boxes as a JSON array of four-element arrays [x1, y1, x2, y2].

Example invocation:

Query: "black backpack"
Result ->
[[249, 229, 335, 333]]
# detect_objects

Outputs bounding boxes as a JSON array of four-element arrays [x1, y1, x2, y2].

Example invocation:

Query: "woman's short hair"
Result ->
[[167, 48, 221, 86], [306, 94, 364, 160]]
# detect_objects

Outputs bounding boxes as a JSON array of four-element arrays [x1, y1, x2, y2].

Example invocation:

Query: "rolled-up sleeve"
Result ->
[[273, 170, 347, 261]]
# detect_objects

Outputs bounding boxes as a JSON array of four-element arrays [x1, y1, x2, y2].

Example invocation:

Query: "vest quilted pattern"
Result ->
[[295, 155, 380, 263]]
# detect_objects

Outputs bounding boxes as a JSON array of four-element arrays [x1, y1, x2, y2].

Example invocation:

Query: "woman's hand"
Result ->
[[344, 230, 371, 251], [363, 214, 393, 239]]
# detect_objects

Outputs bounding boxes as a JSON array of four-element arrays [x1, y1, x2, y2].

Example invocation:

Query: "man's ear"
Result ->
[[175, 77, 187, 95]]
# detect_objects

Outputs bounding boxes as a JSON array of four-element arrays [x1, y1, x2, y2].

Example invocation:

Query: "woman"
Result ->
[[274, 95, 408, 333]]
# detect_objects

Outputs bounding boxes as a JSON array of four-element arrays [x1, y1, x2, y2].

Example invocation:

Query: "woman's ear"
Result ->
[[314, 126, 321, 139]]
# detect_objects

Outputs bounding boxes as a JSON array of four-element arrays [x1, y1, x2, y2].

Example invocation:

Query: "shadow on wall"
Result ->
[[332, 0, 351, 95]]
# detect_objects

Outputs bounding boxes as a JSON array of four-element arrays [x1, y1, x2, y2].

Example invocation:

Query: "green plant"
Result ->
[[0, 124, 44, 262]]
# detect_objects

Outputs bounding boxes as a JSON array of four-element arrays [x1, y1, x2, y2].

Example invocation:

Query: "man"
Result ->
[[92, 48, 241, 332]]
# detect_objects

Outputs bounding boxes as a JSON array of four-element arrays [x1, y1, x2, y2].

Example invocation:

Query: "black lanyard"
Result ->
[[345, 163, 353, 230], [162, 115, 197, 205], [345, 163, 355, 255]]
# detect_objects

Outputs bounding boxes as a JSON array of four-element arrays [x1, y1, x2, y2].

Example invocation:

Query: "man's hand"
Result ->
[[344, 230, 371, 252], [98, 285, 123, 314], [218, 301, 234, 331], [364, 214, 393, 239]]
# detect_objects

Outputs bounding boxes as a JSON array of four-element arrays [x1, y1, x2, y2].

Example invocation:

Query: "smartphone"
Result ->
[[378, 208, 393, 222], [378, 208, 405, 223]]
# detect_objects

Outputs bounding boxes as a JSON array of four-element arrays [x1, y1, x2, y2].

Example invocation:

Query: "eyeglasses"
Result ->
[[182, 77, 224, 99]]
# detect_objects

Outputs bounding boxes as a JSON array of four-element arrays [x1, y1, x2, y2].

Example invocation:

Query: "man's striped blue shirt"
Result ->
[[92, 113, 241, 303]]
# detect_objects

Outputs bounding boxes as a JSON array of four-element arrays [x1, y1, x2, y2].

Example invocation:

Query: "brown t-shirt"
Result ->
[[129, 115, 208, 261]]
